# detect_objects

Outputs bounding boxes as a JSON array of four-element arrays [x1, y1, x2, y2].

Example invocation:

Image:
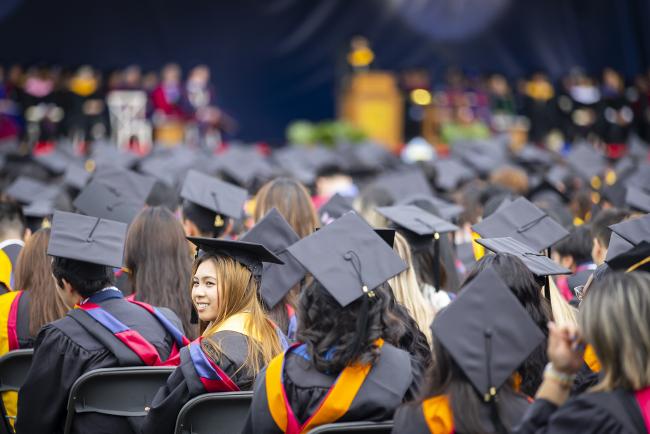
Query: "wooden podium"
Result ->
[[339, 72, 403, 152]]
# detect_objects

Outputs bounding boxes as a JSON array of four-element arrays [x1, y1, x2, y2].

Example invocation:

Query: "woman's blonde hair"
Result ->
[[580, 271, 650, 392], [388, 232, 434, 344], [254, 178, 319, 239], [547, 277, 578, 327], [194, 254, 284, 375]]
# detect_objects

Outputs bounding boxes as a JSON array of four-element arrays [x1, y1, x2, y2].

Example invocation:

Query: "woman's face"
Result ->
[[192, 259, 220, 323]]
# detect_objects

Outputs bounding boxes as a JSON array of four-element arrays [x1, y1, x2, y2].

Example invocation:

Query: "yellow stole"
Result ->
[[471, 231, 485, 261], [583, 344, 602, 373], [421, 395, 454, 434], [0, 291, 21, 427], [265, 339, 384, 434]]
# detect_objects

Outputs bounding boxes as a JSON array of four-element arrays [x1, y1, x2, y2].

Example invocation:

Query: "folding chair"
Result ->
[[174, 391, 253, 434], [307, 421, 394, 433], [63, 366, 174, 434], [0, 349, 34, 434]]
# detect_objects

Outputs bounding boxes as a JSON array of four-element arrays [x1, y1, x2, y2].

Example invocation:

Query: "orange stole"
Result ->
[[583, 344, 602, 373], [0, 290, 22, 427], [421, 395, 454, 434], [266, 339, 384, 434]]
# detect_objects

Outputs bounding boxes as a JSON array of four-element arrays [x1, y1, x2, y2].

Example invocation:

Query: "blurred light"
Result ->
[[410, 89, 432, 106]]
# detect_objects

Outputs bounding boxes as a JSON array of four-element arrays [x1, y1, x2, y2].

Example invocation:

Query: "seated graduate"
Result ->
[[16, 211, 188, 434], [179, 169, 248, 243], [0, 228, 68, 425], [240, 208, 306, 341], [392, 266, 545, 434], [244, 212, 418, 433], [514, 271, 650, 434], [141, 235, 287, 434]]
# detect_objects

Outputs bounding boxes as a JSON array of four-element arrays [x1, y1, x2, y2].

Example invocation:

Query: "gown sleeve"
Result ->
[[15, 324, 115, 433], [513, 396, 630, 434]]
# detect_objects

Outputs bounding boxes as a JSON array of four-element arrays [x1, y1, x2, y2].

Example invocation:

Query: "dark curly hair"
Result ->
[[297, 279, 387, 374], [464, 253, 551, 396]]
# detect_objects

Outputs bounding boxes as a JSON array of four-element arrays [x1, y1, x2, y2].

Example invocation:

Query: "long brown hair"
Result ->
[[125, 207, 196, 339], [14, 228, 69, 336], [194, 254, 284, 376], [254, 177, 319, 239]]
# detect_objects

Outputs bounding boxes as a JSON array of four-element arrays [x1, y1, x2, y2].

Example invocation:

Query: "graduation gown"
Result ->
[[15, 289, 183, 434], [141, 330, 256, 434], [391, 390, 530, 433], [243, 341, 417, 434], [513, 389, 648, 434]]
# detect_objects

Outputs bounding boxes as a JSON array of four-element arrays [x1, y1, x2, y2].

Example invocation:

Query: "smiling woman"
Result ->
[[141, 238, 287, 434]]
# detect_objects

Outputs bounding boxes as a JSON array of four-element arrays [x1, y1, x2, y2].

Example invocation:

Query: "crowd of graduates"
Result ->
[[0, 86, 649, 433]]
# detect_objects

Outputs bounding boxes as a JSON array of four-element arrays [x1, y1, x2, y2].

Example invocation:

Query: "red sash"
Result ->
[[635, 386, 650, 432], [266, 339, 384, 434], [77, 299, 189, 366], [187, 338, 240, 393]]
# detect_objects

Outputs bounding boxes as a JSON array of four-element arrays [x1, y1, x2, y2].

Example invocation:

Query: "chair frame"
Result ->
[[173, 391, 253, 434], [0, 349, 34, 434], [307, 420, 394, 433]]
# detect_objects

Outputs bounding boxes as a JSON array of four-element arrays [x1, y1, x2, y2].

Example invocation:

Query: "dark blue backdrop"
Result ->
[[1, 0, 648, 143]]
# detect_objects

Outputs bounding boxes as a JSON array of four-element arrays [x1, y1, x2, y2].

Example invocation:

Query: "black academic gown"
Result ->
[[141, 330, 255, 434], [12, 290, 33, 350], [243, 342, 416, 434], [15, 290, 183, 434], [391, 390, 530, 433], [513, 390, 646, 434]]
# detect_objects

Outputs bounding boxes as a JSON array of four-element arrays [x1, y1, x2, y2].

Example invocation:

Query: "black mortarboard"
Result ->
[[606, 241, 650, 273], [23, 200, 55, 219], [89, 143, 140, 169], [217, 147, 273, 188], [476, 237, 571, 276], [47, 210, 127, 269], [373, 170, 434, 201], [566, 144, 606, 186], [4, 176, 61, 204], [139, 147, 198, 188], [90, 166, 156, 211], [287, 211, 406, 307], [605, 214, 650, 262], [399, 194, 464, 221], [180, 169, 247, 220], [34, 149, 72, 175], [375, 228, 396, 248], [376, 205, 459, 236], [63, 164, 91, 191], [625, 164, 650, 191], [625, 186, 650, 213], [472, 197, 569, 252], [514, 145, 555, 168], [73, 180, 143, 224], [432, 158, 476, 191], [240, 208, 305, 308], [318, 193, 354, 225], [432, 266, 545, 401], [187, 237, 283, 278]]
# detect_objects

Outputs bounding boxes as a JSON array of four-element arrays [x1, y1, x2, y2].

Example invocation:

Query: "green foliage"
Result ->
[[287, 120, 366, 148]]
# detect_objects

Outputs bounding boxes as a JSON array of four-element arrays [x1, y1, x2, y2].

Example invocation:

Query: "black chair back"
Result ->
[[63, 366, 173, 434], [174, 391, 253, 434], [0, 349, 34, 434], [307, 421, 394, 433]]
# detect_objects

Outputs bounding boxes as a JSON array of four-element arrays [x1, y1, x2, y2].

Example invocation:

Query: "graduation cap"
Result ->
[[73, 180, 143, 224], [91, 166, 156, 206], [63, 164, 91, 191], [566, 144, 606, 188], [33, 148, 72, 175], [181, 169, 247, 221], [476, 237, 571, 277], [318, 193, 354, 225], [376, 204, 458, 290], [399, 194, 464, 221], [432, 266, 545, 402], [139, 147, 199, 188], [288, 211, 406, 307], [626, 186, 650, 213], [89, 143, 140, 169], [472, 197, 570, 252], [216, 147, 273, 188], [239, 208, 306, 308], [431, 158, 477, 191], [606, 241, 650, 273], [23, 200, 55, 219], [47, 210, 127, 275], [4, 176, 61, 204], [187, 237, 283, 279], [605, 214, 650, 262], [514, 145, 555, 168], [373, 170, 434, 201]]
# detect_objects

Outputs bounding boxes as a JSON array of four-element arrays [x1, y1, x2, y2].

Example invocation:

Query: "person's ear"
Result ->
[[223, 219, 234, 237], [60, 278, 82, 308], [182, 218, 199, 237], [22, 228, 32, 243]]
